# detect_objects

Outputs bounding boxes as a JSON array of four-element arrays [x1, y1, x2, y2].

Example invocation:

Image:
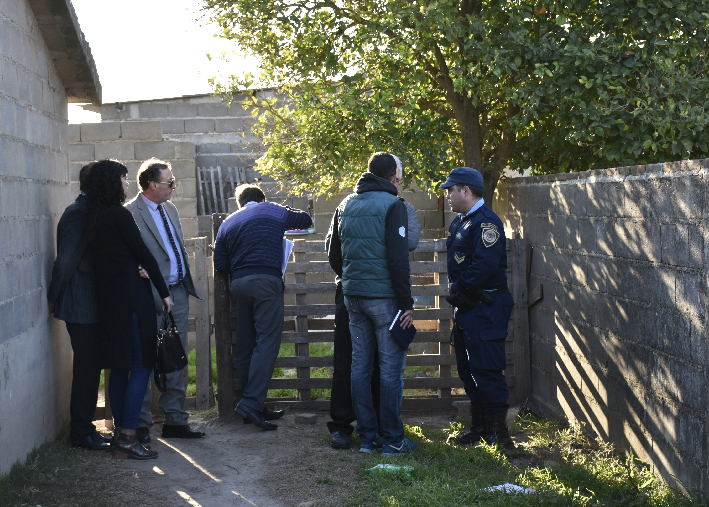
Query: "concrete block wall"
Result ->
[[0, 0, 74, 475], [99, 94, 262, 180], [68, 121, 198, 240], [495, 159, 709, 494]]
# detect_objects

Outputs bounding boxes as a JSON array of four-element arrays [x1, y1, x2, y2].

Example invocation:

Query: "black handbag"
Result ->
[[154, 311, 188, 392]]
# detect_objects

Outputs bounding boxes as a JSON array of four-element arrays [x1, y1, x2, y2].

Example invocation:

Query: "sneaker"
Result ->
[[381, 438, 419, 456], [359, 436, 383, 453], [329, 431, 351, 450]]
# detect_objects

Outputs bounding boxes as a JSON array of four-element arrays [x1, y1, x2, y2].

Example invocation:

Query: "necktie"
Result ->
[[158, 204, 184, 286]]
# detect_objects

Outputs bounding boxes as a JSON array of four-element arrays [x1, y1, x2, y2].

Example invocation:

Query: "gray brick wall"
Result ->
[[0, 0, 75, 476], [69, 121, 198, 240], [495, 159, 709, 494]]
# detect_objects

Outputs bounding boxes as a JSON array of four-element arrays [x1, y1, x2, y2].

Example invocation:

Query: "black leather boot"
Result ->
[[112, 432, 158, 460], [483, 411, 514, 449], [455, 405, 485, 445]]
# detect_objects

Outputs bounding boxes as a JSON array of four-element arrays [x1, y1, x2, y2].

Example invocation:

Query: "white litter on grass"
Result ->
[[484, 483, 535, 494]]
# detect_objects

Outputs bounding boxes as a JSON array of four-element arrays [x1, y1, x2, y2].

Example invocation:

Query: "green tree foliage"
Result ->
[[204, 1, 709, 199]]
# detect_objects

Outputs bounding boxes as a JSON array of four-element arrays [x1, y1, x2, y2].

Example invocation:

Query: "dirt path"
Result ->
[[86, 408, 455, 507]]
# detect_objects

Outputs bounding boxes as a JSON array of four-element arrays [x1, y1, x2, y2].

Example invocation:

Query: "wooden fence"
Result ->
[[197, 166, 247, 215], [213, 213, 530, 420], [96, 237, 215, 426]]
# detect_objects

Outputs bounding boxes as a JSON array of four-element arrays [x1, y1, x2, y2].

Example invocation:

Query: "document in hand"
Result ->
[[389, 310, 417, 351]]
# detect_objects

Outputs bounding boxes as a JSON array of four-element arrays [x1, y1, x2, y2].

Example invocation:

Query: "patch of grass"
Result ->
[[343, 411, 708, 507], [185, 346, 217, 398], [269, 342, 334, 399]]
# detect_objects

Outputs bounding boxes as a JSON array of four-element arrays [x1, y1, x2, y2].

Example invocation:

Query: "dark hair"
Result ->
[[84, 159, 128, 241], [367, 152, 397, 180], [236, 184, 265, 207], [138, 158, 171, 190], [454, 182, 483, 199], [79, 162, 95, 192]]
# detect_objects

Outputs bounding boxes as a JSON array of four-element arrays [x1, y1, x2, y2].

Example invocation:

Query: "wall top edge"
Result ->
[[504, 158, 709, 186]]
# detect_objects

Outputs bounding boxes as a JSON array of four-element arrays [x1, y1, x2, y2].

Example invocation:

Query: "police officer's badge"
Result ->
[[454, 252, 465, 264], [481, 223, 500, 248]]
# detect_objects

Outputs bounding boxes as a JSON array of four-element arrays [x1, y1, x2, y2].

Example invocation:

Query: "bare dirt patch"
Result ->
[[1, 408, 456, 507]]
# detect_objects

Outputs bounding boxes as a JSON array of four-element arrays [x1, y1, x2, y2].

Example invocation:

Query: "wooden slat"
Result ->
[[289, 238, 446, 254], [510, 238, 531, 405], [285, 283, 337, 294], [213, 213, 236, 421], [410, 261, 447, 274], [291, 241, 328, 253], [266, 353, 457, 369], [411, 284, 450, 296], [210, 167, 218, 216], [234, 376, 463, 390], [192, 236, 215, 410], [217, 166, 225, 213], [259, 397, 466, 411], [409, 239, 447, 252], [197, 168, 206, 215], [279, 329, 452, 344], [287, 261, 334, 274], [284, 304, 336, 317]]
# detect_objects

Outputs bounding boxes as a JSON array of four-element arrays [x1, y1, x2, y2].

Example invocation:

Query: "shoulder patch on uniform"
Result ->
[[481, 223, 500, 248], [399, 226, 406, 238], [454, 252, 465, 264], [447, 231, 452, 237]]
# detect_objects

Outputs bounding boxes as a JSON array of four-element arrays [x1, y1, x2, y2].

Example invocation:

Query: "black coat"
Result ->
[[92, 205, 169, 369]]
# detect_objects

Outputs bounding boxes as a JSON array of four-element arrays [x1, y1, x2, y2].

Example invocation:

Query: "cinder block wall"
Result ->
[[68, 121, 198, 239], [495, 159, 709, 493], [0, 0, 74, 475], [100, 95, 262, 180]]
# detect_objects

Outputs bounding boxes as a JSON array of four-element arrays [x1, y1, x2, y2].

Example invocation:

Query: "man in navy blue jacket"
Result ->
[[442, 167, 515, 448], [48, 163, 109, 451], [214, 185, 312, 430]]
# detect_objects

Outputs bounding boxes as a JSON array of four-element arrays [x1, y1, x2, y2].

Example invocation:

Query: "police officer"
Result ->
[[441, 167, 515, 448]]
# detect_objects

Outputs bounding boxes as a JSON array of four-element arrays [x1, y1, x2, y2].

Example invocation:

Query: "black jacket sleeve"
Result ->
[[384, 199, 412, 310], [326, 209, 343, 279], [115, 207, 170, 299]]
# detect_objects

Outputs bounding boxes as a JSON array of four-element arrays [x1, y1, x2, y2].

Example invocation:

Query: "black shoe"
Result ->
[[161, 424, 206, 439], [71, 433, 110, 451], [264, 408, 285, 420], [329, 431, 351, 449], [112, 433, 158, 460], [482, 410, 514, 449], [96, 432, 112, 444], [455, 406, 485, 445], [136, 427, 151, 444], [236, 405, 277, 430], [243, 407, 285, 424]]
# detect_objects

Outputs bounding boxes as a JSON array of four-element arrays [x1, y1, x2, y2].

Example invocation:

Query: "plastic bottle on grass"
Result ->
[[364, 464, 416, 478]]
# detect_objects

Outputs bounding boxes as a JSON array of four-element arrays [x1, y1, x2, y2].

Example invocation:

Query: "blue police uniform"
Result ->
[[447, 203, 514, 413]]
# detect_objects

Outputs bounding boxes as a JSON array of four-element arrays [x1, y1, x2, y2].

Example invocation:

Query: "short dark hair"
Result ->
[[367, 152, 397, 181], [454, 182, 483, 199], [79, 162, 95, 192], [137, 158, 171, 190], [236, 184, 265, 207]]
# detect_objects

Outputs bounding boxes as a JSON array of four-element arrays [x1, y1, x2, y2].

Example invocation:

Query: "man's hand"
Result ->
[[399, 309, 414, 329], [138, 265, 150, 279], [162, 296, 174, 313]]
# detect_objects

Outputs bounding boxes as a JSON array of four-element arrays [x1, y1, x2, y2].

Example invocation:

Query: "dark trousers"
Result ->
[[65, 322, 101, 441], [327, 284, 380, 436], [453, 324, 509, 412], [231, 274, 285, 412], [109, 314, 153, 430]]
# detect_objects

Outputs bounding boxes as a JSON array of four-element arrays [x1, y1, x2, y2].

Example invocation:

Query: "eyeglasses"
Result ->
[[154, 179, 176, 188]]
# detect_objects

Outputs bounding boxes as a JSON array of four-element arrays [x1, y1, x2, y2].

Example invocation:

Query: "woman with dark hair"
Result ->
[[85, 159, 174, 460]]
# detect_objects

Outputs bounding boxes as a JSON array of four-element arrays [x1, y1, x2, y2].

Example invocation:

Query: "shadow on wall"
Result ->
[[498, 160, 709, 493]]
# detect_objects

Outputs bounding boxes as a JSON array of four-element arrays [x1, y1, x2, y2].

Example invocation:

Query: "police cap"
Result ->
[[440, 167, 484, 190]]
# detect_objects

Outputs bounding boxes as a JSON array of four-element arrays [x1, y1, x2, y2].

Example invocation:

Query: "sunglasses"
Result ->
[[154, 179, 176, 188]]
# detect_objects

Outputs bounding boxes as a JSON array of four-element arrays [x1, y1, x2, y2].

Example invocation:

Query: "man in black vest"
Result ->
[[49, 163, 109, 450]]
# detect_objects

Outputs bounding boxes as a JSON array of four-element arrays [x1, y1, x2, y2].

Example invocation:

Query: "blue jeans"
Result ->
[[109, 314, 152, 430], [345, 296, 407, 446]]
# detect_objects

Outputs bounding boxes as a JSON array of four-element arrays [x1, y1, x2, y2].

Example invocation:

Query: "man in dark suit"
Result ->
[[48, 163, 109, 451], [125, 158, 205, 441]]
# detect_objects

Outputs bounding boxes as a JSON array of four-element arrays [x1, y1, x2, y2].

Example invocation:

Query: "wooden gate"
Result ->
[[213, 214, 530, 419], [197, 166, 247, 215]]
